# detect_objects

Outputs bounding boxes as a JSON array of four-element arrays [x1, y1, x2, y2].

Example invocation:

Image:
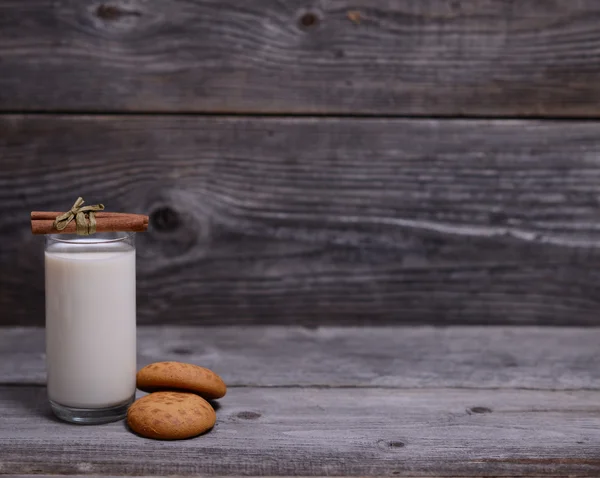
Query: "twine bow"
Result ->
[[53, 197, 105, 235]]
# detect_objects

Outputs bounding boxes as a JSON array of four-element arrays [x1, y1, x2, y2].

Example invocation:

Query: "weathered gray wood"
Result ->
[[2, 0, 600, 115], [3, 326, 599, 476], [3, 326, 600, 390], [2, 386, 600, 476], [4, 115, 600, 326]]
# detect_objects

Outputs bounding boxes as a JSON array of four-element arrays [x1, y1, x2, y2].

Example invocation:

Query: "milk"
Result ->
[[45, 240, 136, 409]]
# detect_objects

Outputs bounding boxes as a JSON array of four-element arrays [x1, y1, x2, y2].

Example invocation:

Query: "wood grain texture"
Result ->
[[5, 476, 524, 478], [4, 115, 600, 325], [2, 0, 600, 115], [2, 386, 600, 476], [3, 326, 600, 390]]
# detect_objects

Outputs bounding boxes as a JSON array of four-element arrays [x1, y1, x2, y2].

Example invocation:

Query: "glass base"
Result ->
[[50, 395, 135, 425]]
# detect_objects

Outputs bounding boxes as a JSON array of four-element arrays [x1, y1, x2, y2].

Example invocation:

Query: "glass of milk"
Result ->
[[45, 232, 136, 424]]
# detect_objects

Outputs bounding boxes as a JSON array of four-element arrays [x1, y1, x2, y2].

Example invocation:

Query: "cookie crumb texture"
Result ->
[[137, 361, 227, 400], [127, 391, 216, 440]]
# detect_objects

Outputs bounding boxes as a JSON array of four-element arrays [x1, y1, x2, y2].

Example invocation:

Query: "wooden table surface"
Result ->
[[2, 326, 600, 477]]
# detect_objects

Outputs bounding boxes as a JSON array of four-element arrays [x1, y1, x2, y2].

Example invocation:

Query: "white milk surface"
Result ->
[[45, 242, 136, 408]]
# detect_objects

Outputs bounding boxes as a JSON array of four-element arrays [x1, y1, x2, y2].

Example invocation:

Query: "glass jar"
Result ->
[[45, 232, 136, 424]]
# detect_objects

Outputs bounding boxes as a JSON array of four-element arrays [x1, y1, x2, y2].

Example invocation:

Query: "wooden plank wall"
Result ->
[[2, 0, 600, 325]]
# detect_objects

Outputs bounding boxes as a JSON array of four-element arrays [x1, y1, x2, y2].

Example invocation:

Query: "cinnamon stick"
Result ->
[[31, 212, 149, 235]]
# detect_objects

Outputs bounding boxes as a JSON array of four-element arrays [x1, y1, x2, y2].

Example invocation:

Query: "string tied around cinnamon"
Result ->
[[53, 197, 105, 235]]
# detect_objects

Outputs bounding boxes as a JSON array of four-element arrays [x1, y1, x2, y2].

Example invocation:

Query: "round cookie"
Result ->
[[127, 391, 216, 440], [137, 362, 227, 400]]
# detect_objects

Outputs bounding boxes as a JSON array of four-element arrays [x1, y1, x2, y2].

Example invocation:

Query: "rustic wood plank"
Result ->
[[4, 115, 600, 326], [3, 326, 600, 390], [2, 0, 600, 115], [2, 386, 600, 476]]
